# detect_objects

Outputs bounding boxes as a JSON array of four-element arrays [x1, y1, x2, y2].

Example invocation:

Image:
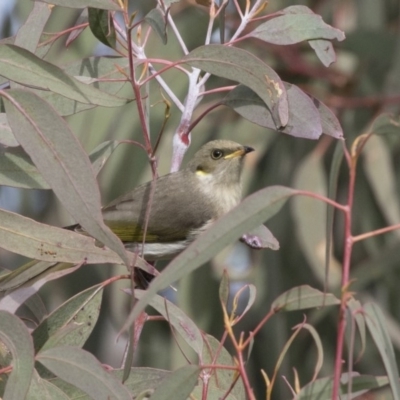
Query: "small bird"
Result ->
[[71, 140, 254, 286]]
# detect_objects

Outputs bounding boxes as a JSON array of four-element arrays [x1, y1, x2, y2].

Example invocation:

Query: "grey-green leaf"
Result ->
[[183, 45, 288, 128], [364, 302, 400, 399], [0, 45, 128, 107], [0, 311, 34, 400], [33, 284, 103, 352], [224, 83, 322, 139], [149, 365, 200, 400], [3, 89, 129, 266], [36, 347, 132, 400], [145, 8, 168, 45], [37, 0, 121, 11], [248, 13, 345, 45], [134, 290, 203, 356], [271, 285, 340, 311]]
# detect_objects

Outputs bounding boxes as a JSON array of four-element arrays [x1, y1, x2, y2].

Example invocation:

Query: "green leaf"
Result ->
[[224, 83, 322, 139], [0, 264, 81, 314], [271, 285, 340, 311], [296, 374, 389, 399], [0, 113, 18, 147], [14, 2, 51, 53], [0, 208, 128, 265], [33, 284, 103, 352], [134, 290, 203, 356], [0, 311, 34, 400], [88, 8, 116, 49], [347, 298, 366, 363], [363, 135, 400, 237], [50, 367, 171, 399], [37, 0, 121, 11], [364, 302, 400, 399], [26, 369, 70, 400], [325, 141, 343, 289], [36, 347, 132, 400], [145, 8, 168, 45], [121, 186, 295, 332], [293, 152, 342, 287], [311, 96, 343, 138], [202, 334, 245, 399], [183, 45, 289, 128], [248, 8, 345, 45], [149, 365, 200, 400], [219, 270, 230, 307], [309, 39, 337, 67], [0, 140, 120, 189], [0, 45, 128, 107], [366, 113, 400, 136], [3, 89, 129, 266]]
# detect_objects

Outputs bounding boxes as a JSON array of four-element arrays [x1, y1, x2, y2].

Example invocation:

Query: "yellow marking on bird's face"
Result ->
[[224, 148, 245, 159], [196, 169, 211, 176]]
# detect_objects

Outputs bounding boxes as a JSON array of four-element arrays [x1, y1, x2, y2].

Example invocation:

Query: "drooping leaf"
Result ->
[[224, 83, 322, 139], [149, 365, 200, 400], [293, 151, 342, 287], [0, 114, 19, 147], [134, 290, 203, 356], [37, 347, 132, 400], [271, 285, 340, 311], [364, 302, 400, 399], [183, 45, 289, 128], [14, 2, 52, 53], [37, 0, 121, 11], [121, 186, 296, 332], [0, 45, 129, 107], [296, 374, 389, 399], [88, 8, 116, 49], [33, 284, 103, 352], [0, 208, 127, 265], [145, 8, 168, 45], [26, 369, 70, 400], [248, 6, 345, 45], [0, 140, 120, 189], [0, 264, 81, 314], [3, 89, 129, 266], [0, 311, 35, 400], [202, 334, 245, 399]]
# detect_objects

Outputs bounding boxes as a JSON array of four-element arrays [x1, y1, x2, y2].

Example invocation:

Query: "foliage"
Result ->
[[0, 0, 400, 399]]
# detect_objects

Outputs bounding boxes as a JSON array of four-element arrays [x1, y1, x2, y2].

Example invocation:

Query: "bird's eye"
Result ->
[[211, 149, 223, 160]]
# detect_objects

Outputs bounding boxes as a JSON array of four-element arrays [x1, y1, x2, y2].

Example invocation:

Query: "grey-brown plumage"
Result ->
[[75, 140, 253, 261]]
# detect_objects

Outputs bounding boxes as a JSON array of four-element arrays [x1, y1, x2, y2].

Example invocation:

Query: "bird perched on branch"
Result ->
[[71, 139, 254, 287]]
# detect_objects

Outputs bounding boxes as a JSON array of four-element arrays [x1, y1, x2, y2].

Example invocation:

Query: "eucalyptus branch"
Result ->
[[113, 17, 184, 111], [167, 12, 189, 54]]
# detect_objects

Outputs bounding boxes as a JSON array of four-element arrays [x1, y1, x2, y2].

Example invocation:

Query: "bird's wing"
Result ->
[[102, 171, 215, 243]]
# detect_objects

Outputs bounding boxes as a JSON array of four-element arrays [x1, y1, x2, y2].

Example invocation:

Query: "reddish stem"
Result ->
[[331, 159, 356, 399]]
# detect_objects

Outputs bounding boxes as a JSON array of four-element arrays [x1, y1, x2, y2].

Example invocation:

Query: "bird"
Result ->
[[70, 140, 254, 287]]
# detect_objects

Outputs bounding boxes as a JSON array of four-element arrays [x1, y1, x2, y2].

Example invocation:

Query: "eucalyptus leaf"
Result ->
[[271, 285, 340, 311], [0, 311, 34, 400], [37, 347, 132, 400], [183, 45, 288, 128], [37, 0, 121, 11], [88, 8, 116, 49], [33, 284, 104, 352], [145, 8, 168, 45], [3, 89, 129, 266], [0, 45, 128, 107]]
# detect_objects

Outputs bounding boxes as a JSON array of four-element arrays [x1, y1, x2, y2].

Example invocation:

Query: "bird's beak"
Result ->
[[224, 146, 254, 159]]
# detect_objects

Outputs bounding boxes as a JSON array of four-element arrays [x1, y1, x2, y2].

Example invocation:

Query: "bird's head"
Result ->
[[186, 140, 254, 186]]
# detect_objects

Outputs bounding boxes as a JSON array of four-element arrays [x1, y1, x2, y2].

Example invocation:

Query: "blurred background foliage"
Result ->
[[1, 0, 400, 398]]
